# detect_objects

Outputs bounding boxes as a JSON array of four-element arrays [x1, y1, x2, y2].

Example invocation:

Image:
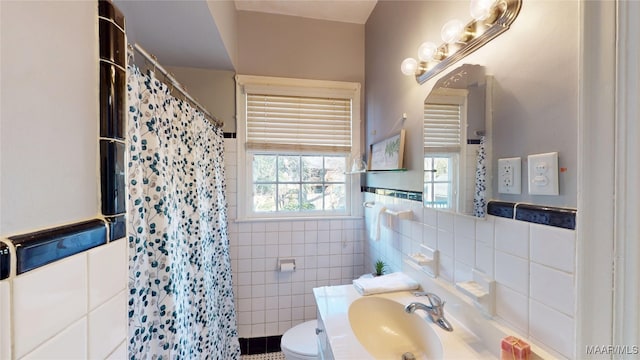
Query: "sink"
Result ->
[[348, 296, 444, 359]]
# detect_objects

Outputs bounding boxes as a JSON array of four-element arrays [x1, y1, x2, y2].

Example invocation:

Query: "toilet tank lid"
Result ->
[[281, 320, 319, 356]]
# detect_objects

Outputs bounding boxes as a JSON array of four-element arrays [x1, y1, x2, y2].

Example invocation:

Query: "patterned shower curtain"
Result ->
[[126, 65, 240, 359]]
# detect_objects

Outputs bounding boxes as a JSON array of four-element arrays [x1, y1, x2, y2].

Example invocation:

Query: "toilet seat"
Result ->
[[281, 320, 319, 360]]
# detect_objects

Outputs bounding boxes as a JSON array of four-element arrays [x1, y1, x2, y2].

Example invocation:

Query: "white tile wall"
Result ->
[[88, 240, 127, 310], [106, 341, 127, 360], [530, 263, 574, 316], [530, 299, 575, 358], [13, 254, 88, 358], [496, 283, 529, 334], [20, 317, 87, 360], [363, 192, 577, 359], [495, 251, 529, 295], [225, 138, 365, 338], [495, 216, 529, 258], [88, 290, 127, 359], [3, 238, 127, 360], [530, 223, 576, 273]]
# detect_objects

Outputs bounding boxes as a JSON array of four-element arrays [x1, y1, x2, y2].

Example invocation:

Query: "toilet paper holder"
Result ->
[[278, 258, 296, 272]]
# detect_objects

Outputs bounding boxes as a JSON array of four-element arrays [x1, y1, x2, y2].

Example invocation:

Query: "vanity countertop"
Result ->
[[313, 284, 497, 359]]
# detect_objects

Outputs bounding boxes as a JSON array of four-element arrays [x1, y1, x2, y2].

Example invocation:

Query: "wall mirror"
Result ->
[[423, 64, 492, 217]]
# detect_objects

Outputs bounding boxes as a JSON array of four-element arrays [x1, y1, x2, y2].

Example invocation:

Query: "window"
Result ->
[[252, 154, 346, 213], [423, 88, 467, 211], [236, 75, 361, 219], [424, 154, 457, 209]]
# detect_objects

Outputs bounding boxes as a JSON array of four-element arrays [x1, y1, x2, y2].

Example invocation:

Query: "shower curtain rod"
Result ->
[[130, 43, 223, 128]]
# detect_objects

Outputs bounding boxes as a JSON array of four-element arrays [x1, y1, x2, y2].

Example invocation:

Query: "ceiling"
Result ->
[[114, 0, 377, 71], [234, 0, 377, 24]]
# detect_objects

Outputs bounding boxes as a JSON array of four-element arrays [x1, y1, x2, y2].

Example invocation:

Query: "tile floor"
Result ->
[[241, 352, 286, 360]]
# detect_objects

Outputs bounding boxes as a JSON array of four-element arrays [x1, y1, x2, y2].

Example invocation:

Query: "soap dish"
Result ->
[[408, 252, 432, 266], [455, 269, 495, 316], [405, 245, 439, 278]]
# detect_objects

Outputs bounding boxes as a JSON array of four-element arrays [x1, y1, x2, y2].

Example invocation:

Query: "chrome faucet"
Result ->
[[404, 292, 454, 332]]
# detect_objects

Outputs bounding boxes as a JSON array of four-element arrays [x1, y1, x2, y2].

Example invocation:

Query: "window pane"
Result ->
[[424, 157, 434, 182], [278, 156, 300, 182], [254, 184, 276, 212], [324, 156, 346, 182], [278, 184, 300, 211], [302, 184, 324, 211], [302, 156, 323, 182], [434, 183, 451, 208], [253, 155, 276, 182], [434, 157, 450, 181], [424, 183, 434, 205], [324, 184, 346, 210]]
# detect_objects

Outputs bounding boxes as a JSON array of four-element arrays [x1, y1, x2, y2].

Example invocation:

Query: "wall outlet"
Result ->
[[528, 152, 559, 195], [498, 157, 521, 194]]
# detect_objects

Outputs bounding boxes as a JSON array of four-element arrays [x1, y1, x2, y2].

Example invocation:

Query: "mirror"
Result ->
[[423, 64, 492, 217]]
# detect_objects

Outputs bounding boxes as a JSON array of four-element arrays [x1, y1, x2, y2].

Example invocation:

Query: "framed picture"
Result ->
[[368, 129, 406, 170]]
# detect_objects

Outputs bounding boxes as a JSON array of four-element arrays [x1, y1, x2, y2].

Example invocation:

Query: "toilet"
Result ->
[[280, 320, 319, 360]]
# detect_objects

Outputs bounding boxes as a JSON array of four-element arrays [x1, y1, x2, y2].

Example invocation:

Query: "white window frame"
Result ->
[[424, 153, 459, 211], [235, 75, 362, 220]]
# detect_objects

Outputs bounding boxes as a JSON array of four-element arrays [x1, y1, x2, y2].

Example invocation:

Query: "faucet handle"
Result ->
[[412, 291, 430, 297], [425, 293, 443, 308]]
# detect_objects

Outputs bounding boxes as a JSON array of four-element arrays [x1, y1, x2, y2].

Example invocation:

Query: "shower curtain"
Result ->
[[126, 65, 240, 359]]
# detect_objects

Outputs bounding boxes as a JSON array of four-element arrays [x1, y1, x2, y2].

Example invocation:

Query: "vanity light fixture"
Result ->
[[401, 0, 522, 84]]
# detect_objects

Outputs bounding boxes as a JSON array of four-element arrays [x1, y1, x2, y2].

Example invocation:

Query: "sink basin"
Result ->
[[348, 296, 443, 359]]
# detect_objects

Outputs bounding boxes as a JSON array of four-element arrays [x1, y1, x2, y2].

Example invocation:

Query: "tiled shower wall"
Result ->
[[224, 138, 366, 338], [363, 192, 576, 359]]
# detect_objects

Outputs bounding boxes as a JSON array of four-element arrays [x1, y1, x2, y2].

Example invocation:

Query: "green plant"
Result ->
[[374, 259, 387, 276]]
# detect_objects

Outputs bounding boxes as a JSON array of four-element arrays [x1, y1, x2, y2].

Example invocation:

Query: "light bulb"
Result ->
[[400, 58, 418, 76], [418, 42, 438, 62], [470, 0, 494, 21], [441, 19, 465, 44]]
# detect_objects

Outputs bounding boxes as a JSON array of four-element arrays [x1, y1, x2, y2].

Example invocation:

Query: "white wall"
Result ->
[[0, 2, 127, 358], [237, 11, 365, 83], [0, 1, 101, 235], [165, 66, 236, 133]]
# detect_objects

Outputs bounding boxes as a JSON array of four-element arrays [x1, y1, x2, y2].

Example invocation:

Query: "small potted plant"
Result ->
[[374, 259, 387, 276]]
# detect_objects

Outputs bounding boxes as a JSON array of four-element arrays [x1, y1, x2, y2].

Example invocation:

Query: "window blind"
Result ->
[[423, 102, 462, 152], [246, 94, 352, 153]]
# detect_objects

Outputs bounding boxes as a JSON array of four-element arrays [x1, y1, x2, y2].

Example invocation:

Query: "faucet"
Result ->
[[404, 292, 454, 332]]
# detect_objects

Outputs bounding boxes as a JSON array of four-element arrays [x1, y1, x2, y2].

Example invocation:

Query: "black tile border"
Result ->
[[8, 219, 107, 274], [0, 242, 10, 280], [239, 336, 282, 355], [98, 0, 125, 30], [106, 215, 126, 241], [100, 140, 126, 216], [362, 186, 423, 203], [515, 203, 577, 230], [487, 201, 516, 218], [98, 19, 126, 68], [99, 62, 126, 140], [223, 132, 237, 139], [487, 201, 576, 230]]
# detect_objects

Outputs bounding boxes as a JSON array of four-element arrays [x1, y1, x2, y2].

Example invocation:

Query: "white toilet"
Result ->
[[280, 320, 319, 360]]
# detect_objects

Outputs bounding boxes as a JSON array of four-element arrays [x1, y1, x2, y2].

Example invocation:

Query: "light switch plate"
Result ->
[[498, 157, 521, 194], [528, 152, 559, 195]]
